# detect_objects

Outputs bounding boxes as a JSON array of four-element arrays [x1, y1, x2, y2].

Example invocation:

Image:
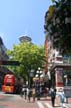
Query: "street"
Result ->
[[0, 92, 71, 108]]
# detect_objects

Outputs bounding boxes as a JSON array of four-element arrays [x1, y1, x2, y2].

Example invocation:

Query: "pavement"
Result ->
[[0, 92, 71, 108], [18, 95, 71, 108], [37, 96, 71, 108], [55, 96, 71, 108]]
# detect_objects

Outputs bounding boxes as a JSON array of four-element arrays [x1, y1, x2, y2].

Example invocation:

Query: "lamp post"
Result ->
[[35, 67, 43, 100], [29, 69, 34, 88], [36, 67, 42, 81]]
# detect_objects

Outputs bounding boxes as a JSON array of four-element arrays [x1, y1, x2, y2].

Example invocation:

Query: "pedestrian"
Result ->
[[27, 87, 32, 102], [20, 85, 24, 98], [20, 84, 27, 99], [32, 87, 36, 102], [57, 88, 66, 108], [36, 87, 41, 100], [24, 86, 27, 100], [50, 87, 56, 107]]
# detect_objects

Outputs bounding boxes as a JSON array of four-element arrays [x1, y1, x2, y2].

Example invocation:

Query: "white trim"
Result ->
[[37, 102, 44, 108], [44, 103, 53, 108]]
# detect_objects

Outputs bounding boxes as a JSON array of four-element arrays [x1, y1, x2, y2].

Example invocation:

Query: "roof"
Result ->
[[50, 63, 71, 72]]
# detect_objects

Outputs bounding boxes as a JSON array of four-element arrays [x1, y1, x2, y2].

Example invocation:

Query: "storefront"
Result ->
[[50, 63, 71, 98]]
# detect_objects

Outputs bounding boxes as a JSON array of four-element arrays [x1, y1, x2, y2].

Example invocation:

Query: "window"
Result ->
[[63, 70, 71, 86]]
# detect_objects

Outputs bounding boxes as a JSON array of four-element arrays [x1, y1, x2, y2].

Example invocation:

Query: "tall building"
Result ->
[[0, 37, 9, 89], [45, 35, 63, 71], [0, 37, 9, 60], [19, 35, 32, 43]]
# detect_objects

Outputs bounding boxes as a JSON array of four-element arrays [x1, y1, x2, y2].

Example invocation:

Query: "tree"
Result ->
[[7, 42, 45, 80], [44, 0, 71, 55]]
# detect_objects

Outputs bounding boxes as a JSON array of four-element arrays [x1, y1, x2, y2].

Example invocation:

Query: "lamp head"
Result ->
[[38, 67, 40, 70]]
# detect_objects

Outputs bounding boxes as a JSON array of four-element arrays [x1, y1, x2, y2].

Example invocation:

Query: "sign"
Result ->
[[0, 60, 20, 66], [5, 86, 10, 91]]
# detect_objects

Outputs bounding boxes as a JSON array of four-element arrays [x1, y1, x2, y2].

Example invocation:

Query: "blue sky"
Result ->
[[0, 0, 52, 49]]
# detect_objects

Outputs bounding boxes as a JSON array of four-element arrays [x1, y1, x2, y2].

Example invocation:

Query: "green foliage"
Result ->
[[44, 0, 71, 55], [51, 0, 55, 3], [7, 42, 45, 80]]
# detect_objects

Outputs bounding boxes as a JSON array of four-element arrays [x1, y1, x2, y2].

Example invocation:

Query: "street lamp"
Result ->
[[30, 69, 34, 77], [35, 67, 43, 100], [29, 69, 34, 88]]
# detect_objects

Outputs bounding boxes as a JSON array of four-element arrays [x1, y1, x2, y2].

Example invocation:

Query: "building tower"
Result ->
[[19, 35, 32, 43]]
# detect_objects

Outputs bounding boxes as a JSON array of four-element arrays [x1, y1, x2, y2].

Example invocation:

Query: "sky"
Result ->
[[0, 0, 52, 49]]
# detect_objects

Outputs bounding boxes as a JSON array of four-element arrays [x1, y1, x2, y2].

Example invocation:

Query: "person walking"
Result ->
[[27, 87, 32, 102], [57, 88, 66, 108], [20, 85, 24, 98], [50, 87, 56, 107], [20, 84, 27, 99], [32, 87, 36, 102], [24, 86, 27, 100]]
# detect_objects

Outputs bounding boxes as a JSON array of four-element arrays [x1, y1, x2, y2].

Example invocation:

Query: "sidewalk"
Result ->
[[55, 96, 71, 108], [65, 98, 71, 108], [15, 94, 71, 108], [39, 96, 71, 108]]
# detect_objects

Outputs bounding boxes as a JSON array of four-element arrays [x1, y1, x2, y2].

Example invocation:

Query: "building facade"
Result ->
[[0, 37, 9, 89], [0, 37, 8, 60]]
